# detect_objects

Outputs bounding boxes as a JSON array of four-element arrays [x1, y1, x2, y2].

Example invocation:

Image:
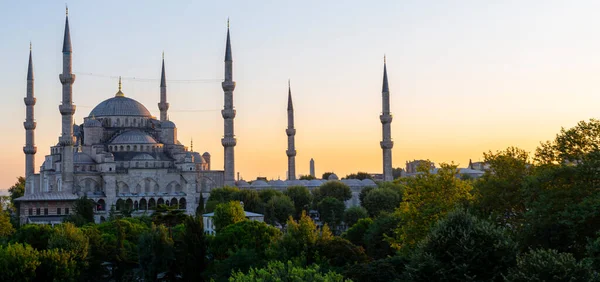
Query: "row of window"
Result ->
[[28, 208, 69, 216]]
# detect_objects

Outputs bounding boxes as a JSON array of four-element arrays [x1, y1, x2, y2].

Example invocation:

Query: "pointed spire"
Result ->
[[382, 55, 389, 93], [190, 138, 194, 152], [62, 6, 72, 53], [225, 18, 232, 61], [27, 43, 34, 80], [160, 51, 166, 87], [115, 76, 124, 97], [287, 79, 293, 111]]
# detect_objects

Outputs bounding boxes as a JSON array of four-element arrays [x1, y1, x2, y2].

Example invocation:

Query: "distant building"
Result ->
[[405, 160, 436, 174]]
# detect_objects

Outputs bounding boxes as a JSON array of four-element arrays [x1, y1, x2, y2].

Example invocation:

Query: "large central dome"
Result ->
[[89, 96, 152, 117]]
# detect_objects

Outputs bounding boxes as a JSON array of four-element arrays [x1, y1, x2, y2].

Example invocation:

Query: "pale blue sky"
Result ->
[[2, 1, 600, 188]]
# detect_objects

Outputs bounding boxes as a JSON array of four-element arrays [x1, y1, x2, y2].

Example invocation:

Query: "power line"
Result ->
[[74, 72, 222, 83]]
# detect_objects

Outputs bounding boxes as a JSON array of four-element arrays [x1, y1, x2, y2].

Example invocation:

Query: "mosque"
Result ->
[[15, 11, 394, 224]]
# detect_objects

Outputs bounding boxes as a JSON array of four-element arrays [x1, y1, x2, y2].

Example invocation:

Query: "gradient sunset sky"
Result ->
[[2, 1, 600, 190]]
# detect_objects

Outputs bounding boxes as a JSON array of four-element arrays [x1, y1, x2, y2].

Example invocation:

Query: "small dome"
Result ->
[[202, 152, 211, 156], [111, 130, 157, 144], [84, 118, 101, 127], [361, 179, 376, 187], [132, 153, 154, 160], [236, 180, 250, 188], [308, 179, 323, 187], [192, 152, 205, 164], [251, 180, 270, 188], [89, 96, 151, 118], [162, 120, 176, 128], [271, 179, 287, 188], [74, 152, 95, 164], [287, 180, 304, 187], [327, 173, 339, 180]]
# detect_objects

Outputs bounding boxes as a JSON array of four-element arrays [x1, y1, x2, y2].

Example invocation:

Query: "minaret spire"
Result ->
[[286, 80, 297, 180], [221, 19, 237, 186], [24, 44, 37, 182], [59, 9, 77, 192], [380, 56, 394, 181], [158, 52, 169, 121]]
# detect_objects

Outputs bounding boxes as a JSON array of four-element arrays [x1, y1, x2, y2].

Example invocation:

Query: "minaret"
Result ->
[[158, 52, 169, 121], [286, 80, 297, 180], [380, 56, 394, 181], [59, 8, 76, 191], [309, 158, 315, 178], [23, 43, 37, 178], [221, 19, 237, 186]]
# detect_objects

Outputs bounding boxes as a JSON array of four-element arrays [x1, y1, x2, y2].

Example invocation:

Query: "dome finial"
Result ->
[[115, 76, 125, 97], [66, 5, 68, 16], [191, 138, 194, 152]]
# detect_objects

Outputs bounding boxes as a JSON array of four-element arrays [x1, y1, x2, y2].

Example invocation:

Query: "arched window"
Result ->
[[157, 198, 165, 206], [126, 199, 133, 210], [116, 199, 124, 211], [134, 201, 139, 210], [139, 198, 147, 210], [97, 199, 106, 211], [179, 198, 186, 210], [148, 198, 156, 210], [170, 198, 178, 208]]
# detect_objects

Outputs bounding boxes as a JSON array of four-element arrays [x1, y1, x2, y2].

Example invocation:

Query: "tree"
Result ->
[[284, 186, 313, 219], [392, 167, 404, 179], [48, 223, 89, 263], [212, 201, 246, 232], [211, 220, 281, 261], [205, 186, 239, 212], [535, 118, 600, 164], [317, 197, 346, 229], [300, 174, 316, 180], [279, 211, 332, 265], [393, 163, 473, 251], [342, 218, 372, 247], [316, 237, 368, 271], [0, 210, 15, 238], [233, 189, 262, 213], [64, 196, 95, 226], [313, 181, 352, 205], [404, 209, 517, 282], [138, 224, 175, 281], [12, 224, 56, 250], [504, 249, 598, 282], [344, 256, 407, 282], [358, 186, 375, 206], [362, 188, 401, 217], [364, 213, 402, 259], [322, 172, 334, 180], [344, 172, 373, 180], [473, 147, 532, 227], [0, 243, 40, 282], [8, 176, 25, 203], [258, 189, 283, 205], [343, 206, 368, 227], [36, 249, 79, 282], [178, 216, 207, 281], [229, 260, 349, 281], [264, 195, 295, 226]]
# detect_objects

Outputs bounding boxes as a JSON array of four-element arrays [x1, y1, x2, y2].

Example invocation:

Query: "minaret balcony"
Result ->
[[286, 128, 296, 136], [222, 81, 236, 91], [380, 114, 393, 124], [24, 97, 36, 106], [59, 73, 76, 84], [23, 145, 37, 154], [23, 121, 37, 130], [221, 109, 236, 119], [59, 135, 75, 146], [286, 149, 297, 157], [158, 102, 170, 111], [221, 137, 237, 147], [59, 104, 76, 115], [380, 140, 394, 149]]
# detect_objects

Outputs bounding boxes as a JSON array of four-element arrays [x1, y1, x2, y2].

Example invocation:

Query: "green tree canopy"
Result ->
[[362, 188, 401, 217], [229, 260, 349, 282], [394, 163, 473, 251], [535, 118, 600, 164], [284, 185, 313, 219], [300, 174, 316, 180], [313, 181, 352, 205], [213, 201, 246, 232], [0, 210, 15, 238], [322, 172, 334, 180], [137, 224, 175, 281], [473, 147, 532, 227], [404, 209, 517, 282], [504, 249, 598, 282], [64, 196, 95, 226], [264, 195, 295, 226], [344, 172, 373, 180], [364, 213, 402, 259], [205, 186, 239, 212], [342, 218, 372, 247], [177, 216, 207, 281], [343, 206, 368, 227], [317, 197, 346, 229], [8, 176, 25, 203], [0, 243, 40, 282], [211, 220, 281, 261]]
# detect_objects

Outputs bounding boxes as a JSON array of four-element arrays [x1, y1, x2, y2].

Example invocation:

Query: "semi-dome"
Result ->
[[83, 118, 101, 127], [89, 96, 151, 117], [111, 130, 157, 144], [162, 120, 175, 128], [74, 152, 95, 164]]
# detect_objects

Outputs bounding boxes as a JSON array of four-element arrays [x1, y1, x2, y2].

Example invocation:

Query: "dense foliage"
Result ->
[[3, 119, 600, 280]]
